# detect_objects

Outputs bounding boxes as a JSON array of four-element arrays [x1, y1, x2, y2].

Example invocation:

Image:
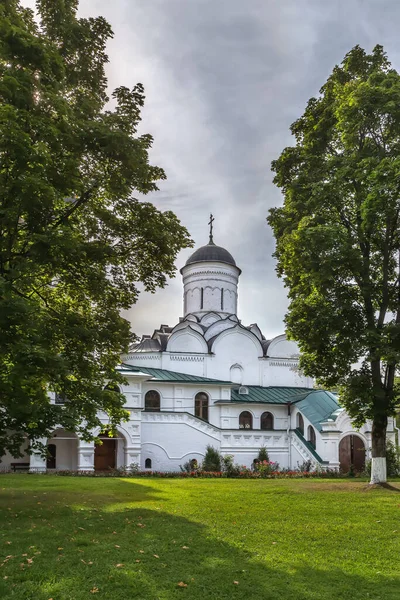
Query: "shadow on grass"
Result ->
[[0, 482, 399, 600]]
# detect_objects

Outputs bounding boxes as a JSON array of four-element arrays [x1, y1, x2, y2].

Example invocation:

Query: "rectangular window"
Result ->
[[55, 393, 66, 404], [200, 287, 204, 309], [221, 288, 224, 310]]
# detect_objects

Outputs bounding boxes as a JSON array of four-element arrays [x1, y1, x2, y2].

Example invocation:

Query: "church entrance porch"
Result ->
[[339, 435, 366, 473]]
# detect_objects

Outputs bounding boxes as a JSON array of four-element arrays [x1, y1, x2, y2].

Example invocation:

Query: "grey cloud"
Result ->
[[22, 0, 400, 338]]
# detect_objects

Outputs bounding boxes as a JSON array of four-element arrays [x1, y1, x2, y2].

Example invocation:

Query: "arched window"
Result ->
[[260, 412, 274, 430], [296, 413, 304, 436], [239, 411, 253, 429], [46, 444, 56, 469], [105, 383, 120, 393], [145, 458, 152, 469], [195, 392, 209, 422], [308, 426, 316, 448], [145, 390, 161, 412]]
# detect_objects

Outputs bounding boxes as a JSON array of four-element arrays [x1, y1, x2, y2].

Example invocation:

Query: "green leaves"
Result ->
[[0, 0, 192, 457], [269, 45, 400, 431]]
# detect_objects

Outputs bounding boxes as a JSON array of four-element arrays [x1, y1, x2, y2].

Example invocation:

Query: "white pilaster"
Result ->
[[78, 440, 95, 472]]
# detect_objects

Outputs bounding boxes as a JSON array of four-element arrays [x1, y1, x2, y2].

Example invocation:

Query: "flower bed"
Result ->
[[0, 468, 345, 478]]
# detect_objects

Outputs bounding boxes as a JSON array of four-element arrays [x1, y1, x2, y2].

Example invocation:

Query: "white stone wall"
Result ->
[[181, 261, 240, 317]]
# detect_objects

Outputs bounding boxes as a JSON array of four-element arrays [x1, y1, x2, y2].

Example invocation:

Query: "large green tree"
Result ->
[[0, 0, 192, 458], [268, 45, 400, 484]]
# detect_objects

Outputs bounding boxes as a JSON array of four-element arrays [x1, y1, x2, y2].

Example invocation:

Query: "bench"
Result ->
[[10, 463, 30, 472]]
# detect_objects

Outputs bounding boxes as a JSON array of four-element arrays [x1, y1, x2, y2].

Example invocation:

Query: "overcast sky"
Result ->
[[24, 0, 400, 339]]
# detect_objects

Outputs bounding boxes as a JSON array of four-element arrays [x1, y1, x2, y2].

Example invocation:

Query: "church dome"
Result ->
[[185, 242, 237, 267]]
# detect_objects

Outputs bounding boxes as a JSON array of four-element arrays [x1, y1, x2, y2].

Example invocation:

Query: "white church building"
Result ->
[[3, 223, 396, 473]]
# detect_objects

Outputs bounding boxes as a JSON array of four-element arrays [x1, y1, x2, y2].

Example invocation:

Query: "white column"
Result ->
[[29, 437, 47, 472], [78, 440, 95, 472]]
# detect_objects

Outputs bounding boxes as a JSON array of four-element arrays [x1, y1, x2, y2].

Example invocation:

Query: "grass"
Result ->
[[0, 476, 399, 599]]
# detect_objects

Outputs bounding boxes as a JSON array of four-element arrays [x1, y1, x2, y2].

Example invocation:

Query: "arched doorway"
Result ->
[[94, 432, 116, 471], [339, 435, 366, 473], [46, 444, 56, 469]]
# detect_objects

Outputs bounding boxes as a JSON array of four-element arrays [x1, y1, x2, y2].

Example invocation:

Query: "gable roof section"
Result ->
[[293, 390, 341, 431], [119, 363, 232, 385]]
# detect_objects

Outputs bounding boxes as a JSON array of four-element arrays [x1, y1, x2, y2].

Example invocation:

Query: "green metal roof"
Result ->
[[293, 390, 342, 431], [229, 386, 313, 405], [119, 365, 342, 426], [119, 363, 232, 385]]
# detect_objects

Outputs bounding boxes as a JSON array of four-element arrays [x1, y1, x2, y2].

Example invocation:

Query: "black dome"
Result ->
[[185, 242, 237, 267]]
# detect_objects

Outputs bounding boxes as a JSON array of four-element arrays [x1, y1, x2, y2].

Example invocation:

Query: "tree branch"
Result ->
[[51, 188, 96, 229]]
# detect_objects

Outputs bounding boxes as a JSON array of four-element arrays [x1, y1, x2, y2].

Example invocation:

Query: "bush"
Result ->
[[297, 459, 312, 473], [180, 459, 199, 473], [255, 460, 280, 475], [257, 447, 269, 462], [221, 455, 242, 477], [202, 446, 222, 472], [364, 441, 400, 477]]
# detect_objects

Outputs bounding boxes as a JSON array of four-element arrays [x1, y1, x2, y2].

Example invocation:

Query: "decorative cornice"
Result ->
[[124, 354, 161, 361], [269, 360, 299, 368], [184, 270, 238, 280], [170, 355, 204, 362]]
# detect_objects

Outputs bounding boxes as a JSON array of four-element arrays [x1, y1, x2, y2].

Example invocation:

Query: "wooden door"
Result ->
[[339, 435, 365, 473], [94, 438, 116, 471], [352, 436, 365, 472]]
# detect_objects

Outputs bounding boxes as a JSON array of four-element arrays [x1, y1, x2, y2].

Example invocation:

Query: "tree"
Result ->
[[0, 0, 192, 458], [268, 45, 400, 484]]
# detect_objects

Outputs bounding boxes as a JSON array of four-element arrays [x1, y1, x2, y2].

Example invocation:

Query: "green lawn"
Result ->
[[0, 476, 399, 599]]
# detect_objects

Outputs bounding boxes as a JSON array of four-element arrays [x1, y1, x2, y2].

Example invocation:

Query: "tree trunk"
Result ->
[[370, 415, 387, 484]]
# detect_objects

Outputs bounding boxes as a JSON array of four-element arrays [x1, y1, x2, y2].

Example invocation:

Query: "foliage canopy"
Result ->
[[269, 45, 400, 464], [0, 0, 192, 457]]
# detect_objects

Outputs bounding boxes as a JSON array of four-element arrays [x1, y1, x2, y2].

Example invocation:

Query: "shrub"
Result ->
[[255, 460, 280, 476], [257, 447, 269, 462], [128, 462, 140, 473], [221, 455, 241, 477], [297, 459, 312, 473], [364, 441, 400, 477], [202, 446, 222, 472], [180, 459, 199, 473]]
